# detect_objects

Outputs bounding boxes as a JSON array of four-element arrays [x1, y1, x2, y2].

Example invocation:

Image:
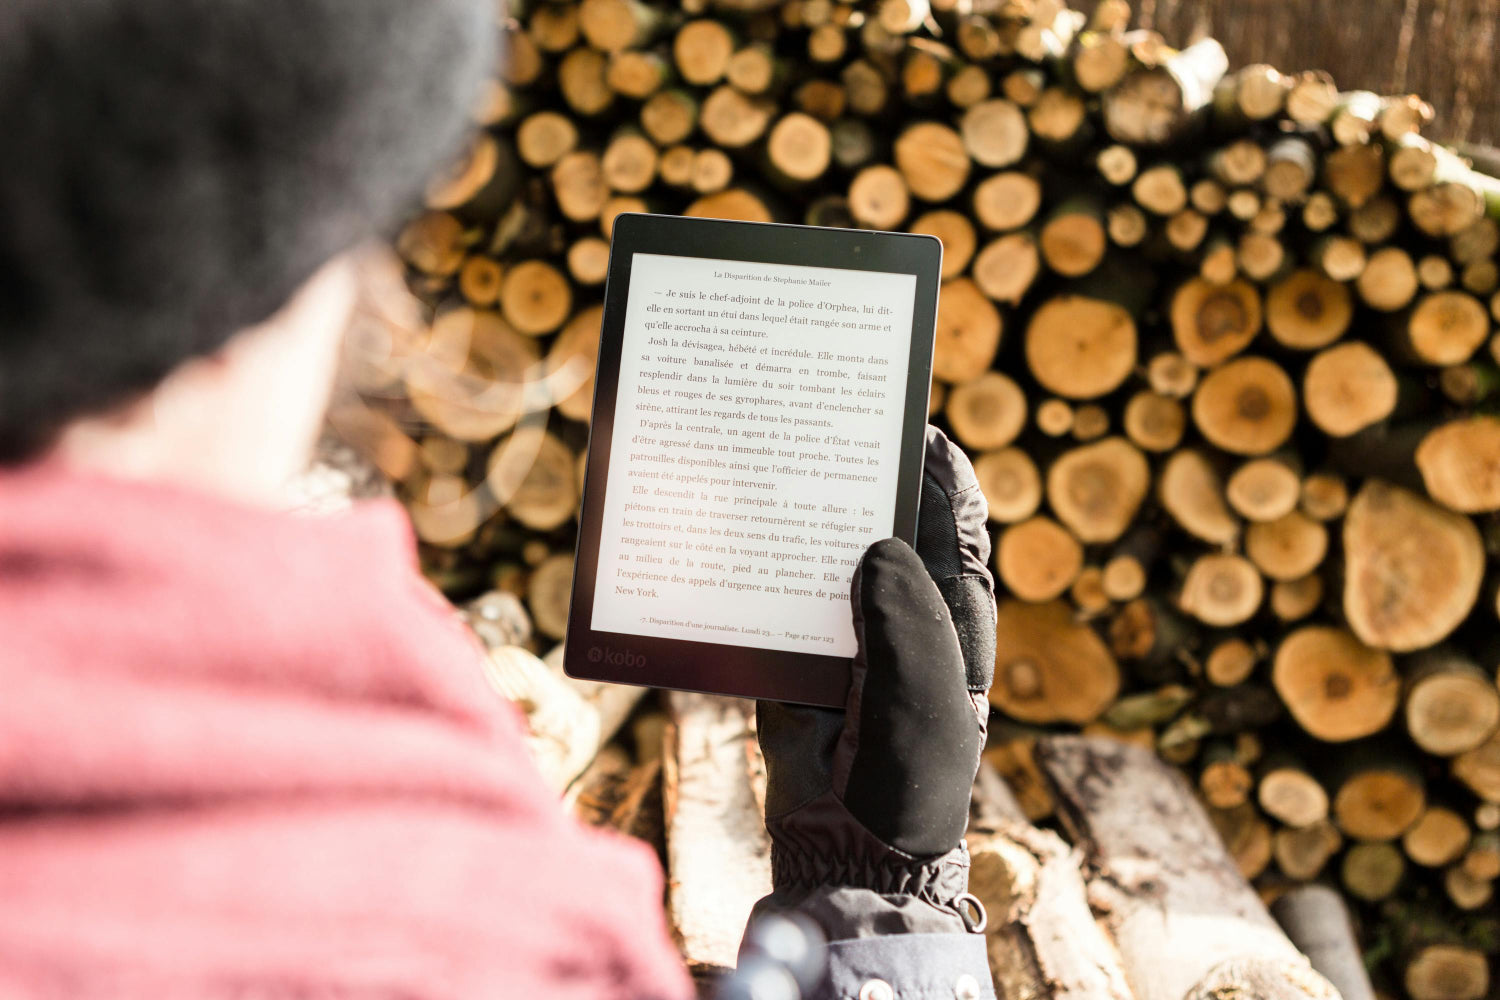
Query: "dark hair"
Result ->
[[0, 0, 494, 463]]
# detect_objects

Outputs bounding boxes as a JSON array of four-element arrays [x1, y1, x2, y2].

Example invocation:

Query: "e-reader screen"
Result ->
[[566, 214, 939, 706], [591, 252, 915, 658]]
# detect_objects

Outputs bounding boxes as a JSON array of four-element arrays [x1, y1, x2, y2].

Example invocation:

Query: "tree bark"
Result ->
[[1035, 737, 1341, 1000]]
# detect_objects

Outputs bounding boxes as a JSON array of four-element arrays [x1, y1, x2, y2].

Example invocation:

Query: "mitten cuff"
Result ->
[[766, 791, 971, 906]]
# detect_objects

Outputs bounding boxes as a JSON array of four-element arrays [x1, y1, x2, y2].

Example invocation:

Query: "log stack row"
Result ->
[[345, 0, 1500, 995]]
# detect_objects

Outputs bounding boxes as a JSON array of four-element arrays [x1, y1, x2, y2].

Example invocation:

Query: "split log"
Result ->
[[847, 163, 909, 229], [1401, 291, 1490, 367], [1444, 866, 1494, 911], [966, 780, 1137, 1000], [982, 735, 1055, 823], [527, 553, 574, 641], [1147, 351, 1200, 399], [406, 309, 541, 443], [1040, 196, 1107, 277], [1107, 598, 1193, 681], [1299, 474, 1349, 522], [1107, 202, 1149, 247], [1262, 137, 1316, 203], [1311, 236, 1367, 283], [1237, 232, 1286, 281], [1207, 801, 1272, 878], [459, 256, 504, 307], [1269, 574, 1324, 623], [1035, 737, 1340, 1000], [1071, 566, 1112, 616], [551, 150, 610, 221], [1200, 743, 1254, 808], [1349, 195, 1403, 246], [489, 431, 580, 531], [1098, 143, 1138, 185], [663, 693, 771, 975], [1133, 164, 1188, 216], [1073, 403, 1109, 441], [1356, 247, 1420, 313], [1036, 398, 1075, 437]]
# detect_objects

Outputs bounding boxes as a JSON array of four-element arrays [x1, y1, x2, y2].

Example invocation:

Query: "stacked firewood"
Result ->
[[341, 0, 1500, 995]]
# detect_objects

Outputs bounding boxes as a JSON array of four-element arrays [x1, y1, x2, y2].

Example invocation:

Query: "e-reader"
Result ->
[[564, 213, 940, 707]]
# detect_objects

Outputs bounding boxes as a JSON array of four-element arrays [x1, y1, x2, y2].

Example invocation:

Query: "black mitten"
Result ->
[[754, 426, 996, 927]]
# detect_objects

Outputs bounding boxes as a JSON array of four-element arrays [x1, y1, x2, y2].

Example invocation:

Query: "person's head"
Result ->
[[0, 0, 494, 501]]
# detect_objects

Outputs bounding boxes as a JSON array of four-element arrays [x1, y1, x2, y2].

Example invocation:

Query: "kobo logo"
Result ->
[[588, 645, 646, 668]]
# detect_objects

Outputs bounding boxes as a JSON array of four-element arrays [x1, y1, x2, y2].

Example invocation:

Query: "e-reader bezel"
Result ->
[[564, 213, 940, 708]]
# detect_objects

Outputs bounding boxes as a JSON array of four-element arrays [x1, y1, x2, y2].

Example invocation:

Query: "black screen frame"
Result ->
[[564, 213, 941, 707]]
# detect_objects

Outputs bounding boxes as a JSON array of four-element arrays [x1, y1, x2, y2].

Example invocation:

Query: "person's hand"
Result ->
[[752, 425, 995, 933]]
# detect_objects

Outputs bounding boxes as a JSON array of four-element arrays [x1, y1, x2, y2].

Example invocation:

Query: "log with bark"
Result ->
[[1036, 736, 1340, 1000]]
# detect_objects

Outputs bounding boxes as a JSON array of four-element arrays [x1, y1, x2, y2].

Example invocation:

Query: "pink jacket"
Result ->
[[0, 467, 693, 1000]]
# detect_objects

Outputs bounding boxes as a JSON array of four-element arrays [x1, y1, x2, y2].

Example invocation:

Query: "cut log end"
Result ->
[[1046, 437, 1150, 544], [997, 516, 1084, 602], [1179, 553, 1263, 627], [1026, 297, 1137, 400], [1192, 357, 1298, 456], [991, 600, 1121, 725], [1272, 626, 1398, 742], [1343, 481, 1484, 652], [1171, 278, 1263, 367]]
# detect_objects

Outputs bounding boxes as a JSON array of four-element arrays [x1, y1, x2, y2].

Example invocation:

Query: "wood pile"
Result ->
[[340, 0, 1500, 995]]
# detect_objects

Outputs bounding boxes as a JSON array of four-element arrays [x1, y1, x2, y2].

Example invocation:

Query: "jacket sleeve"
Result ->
[[798, 885, 993, 1000], [728, 883, 994, 1000]]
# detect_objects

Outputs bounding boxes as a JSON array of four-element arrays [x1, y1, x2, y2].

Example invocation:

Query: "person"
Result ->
[[0, 2, 998, 998]]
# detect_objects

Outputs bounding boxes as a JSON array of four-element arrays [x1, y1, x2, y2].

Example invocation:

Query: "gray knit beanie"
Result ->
[[0, 0, 495, 461]]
